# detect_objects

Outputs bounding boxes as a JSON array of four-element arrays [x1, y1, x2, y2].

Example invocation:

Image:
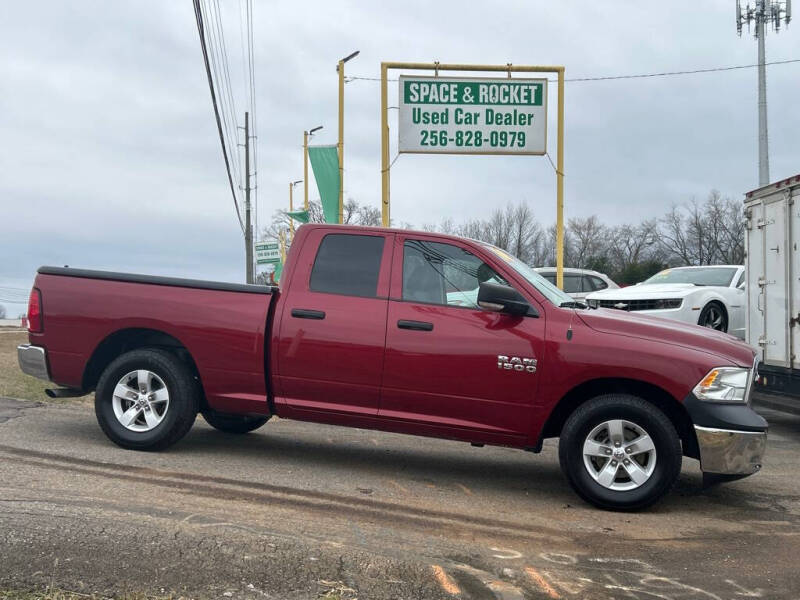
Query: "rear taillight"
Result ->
[[28, 288, 43, 333]]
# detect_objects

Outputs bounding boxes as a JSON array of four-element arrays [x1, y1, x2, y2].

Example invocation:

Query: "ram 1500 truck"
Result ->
[[18, 224, 768, 510]]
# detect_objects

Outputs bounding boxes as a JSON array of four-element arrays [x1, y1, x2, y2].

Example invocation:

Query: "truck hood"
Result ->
[[576, 308, 755, 367], [586, 283, 701, 300]]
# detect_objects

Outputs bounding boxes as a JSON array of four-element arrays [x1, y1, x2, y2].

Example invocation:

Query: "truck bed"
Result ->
[[30, 266, 276, 415]]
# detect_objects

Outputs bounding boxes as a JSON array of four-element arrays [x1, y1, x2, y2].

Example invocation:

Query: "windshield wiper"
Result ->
[[559, 301, 589, 309]]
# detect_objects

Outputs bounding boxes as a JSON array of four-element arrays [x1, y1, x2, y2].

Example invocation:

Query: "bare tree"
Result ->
[[658, 192, 743, 266], [705, 190, 745, 264], [608, 219, 661, 269], [568, 215, 606, 269]]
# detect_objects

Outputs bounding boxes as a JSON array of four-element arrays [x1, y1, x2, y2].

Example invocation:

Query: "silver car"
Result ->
[[534, 267, 619, 301]]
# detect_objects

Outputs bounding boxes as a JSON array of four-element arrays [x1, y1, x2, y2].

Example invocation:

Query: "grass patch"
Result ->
[[0, 330, 54, 401]]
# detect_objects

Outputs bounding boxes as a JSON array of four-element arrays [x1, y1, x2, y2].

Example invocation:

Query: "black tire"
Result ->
[[94, 348, 199, 451], [202, 410, 270, 434], [558, 394, 682, 511], [698, 301, 728, 333]]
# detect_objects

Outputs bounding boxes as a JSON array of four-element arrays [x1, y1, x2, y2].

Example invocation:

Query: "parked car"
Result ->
[[585, 266, 746, 339], [17, 225, 766, 510], [534, 267, 618, 301]]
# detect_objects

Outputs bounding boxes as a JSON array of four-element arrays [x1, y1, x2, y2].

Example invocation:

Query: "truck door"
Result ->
[[746, 200, 765, 350], [792, 186, 800, 371], [275, 230, 393, 416], [380, 235, 544, 439], [763, 198, 790, 367]]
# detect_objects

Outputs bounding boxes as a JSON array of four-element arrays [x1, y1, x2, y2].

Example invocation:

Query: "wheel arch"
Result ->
[[698, 297, 728, 326], [82, 328, 207, 409], [539, 378, 699, 459]]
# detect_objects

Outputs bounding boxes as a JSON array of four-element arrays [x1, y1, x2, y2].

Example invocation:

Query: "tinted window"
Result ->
[[402, 240, 506, 308], [736, 271, 745, 288], [541, 272, 556, 284], [588, 275, 608, 291], [310, 234, 384, 297], [563, 274, 582, 294]]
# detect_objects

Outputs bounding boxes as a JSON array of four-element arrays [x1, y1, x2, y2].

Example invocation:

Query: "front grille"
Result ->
[[594, 298, 683, 311]]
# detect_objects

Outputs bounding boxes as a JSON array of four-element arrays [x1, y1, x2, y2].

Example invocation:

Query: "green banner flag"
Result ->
[[287, 209, 309, 223], [308, 145, 340, 224], [273, 261, 283, 283]]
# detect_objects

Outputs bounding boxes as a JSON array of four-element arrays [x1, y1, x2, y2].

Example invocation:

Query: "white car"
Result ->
[[534, 267, 619, 301], [585, 265, 746, 339]]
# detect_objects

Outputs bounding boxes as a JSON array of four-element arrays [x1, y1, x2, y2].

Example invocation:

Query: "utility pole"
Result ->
[[737, 0, 792, 186], [337, 51, 359, 224], [244, 111, 253, 283]]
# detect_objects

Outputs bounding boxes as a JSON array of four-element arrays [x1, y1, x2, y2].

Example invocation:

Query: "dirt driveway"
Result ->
[[0, 396, 798, 599]]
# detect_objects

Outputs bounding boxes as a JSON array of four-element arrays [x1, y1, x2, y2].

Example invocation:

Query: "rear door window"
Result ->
[[563, 274, 582, 294], [309, 234, 385, 297], [587, 275, 608, 291]]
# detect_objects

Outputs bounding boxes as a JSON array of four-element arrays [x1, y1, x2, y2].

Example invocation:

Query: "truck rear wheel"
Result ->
[[202, 411, 270, 434], [558, 394, 682, 511], [95, 348, 199, 450]]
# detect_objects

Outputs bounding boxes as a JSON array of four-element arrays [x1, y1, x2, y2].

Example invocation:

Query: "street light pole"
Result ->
[[303, 125, 323, 211], [337, 50, 359, 224], [289, 179, 302, 240], [303, 131, 309, 211]]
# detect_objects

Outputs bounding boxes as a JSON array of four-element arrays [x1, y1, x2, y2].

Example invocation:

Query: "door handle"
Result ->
[[291, 308, 326, 320], [397, 319, 433, 331]]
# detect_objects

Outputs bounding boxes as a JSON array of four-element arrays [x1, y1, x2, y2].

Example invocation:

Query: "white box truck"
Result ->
[[745, 173, 800, 413]]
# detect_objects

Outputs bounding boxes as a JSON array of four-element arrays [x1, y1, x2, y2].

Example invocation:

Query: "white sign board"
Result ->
[[254, 242, 280, 265], [398, 75, 547, 155]]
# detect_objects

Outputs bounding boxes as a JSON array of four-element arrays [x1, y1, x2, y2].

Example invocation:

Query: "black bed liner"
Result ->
[[38, 266, 275, 295]]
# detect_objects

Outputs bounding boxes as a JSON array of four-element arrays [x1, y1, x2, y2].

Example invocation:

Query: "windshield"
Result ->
[[481, 243, 574, 307], [643, 267, 738, 287]]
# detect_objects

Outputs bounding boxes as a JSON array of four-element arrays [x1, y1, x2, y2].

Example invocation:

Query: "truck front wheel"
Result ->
[[558, 394, 682, 511], [95, 348, 199, 450], [202, 411, 270, 434]]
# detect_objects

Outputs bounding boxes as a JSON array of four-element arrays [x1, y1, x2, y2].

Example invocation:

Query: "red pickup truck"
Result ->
[[18, 224, 767, 510]]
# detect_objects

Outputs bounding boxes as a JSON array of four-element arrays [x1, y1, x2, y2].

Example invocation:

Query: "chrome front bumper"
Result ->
[[17, 344, 50, 381], [694, 425, 767, 476]]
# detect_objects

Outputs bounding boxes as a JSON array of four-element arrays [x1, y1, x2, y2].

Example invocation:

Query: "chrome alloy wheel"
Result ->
[[111, 370, 170, 432], [701, 305, 726, 330], [582, 419, 657, 491]]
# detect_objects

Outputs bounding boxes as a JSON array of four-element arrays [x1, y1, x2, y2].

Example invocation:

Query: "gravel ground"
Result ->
[[0, 396, 798, 599]]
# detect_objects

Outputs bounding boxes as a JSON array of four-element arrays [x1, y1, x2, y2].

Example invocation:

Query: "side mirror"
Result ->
[[478, 282, 538, 317], [737, 281, 746, 290]]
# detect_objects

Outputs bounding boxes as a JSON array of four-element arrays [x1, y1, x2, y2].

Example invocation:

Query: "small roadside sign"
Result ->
[[255, 242, 280, 265]]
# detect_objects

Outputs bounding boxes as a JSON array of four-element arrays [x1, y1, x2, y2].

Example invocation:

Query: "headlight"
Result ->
[[692, 367, 750, 403], [654, 298, 682, 309]]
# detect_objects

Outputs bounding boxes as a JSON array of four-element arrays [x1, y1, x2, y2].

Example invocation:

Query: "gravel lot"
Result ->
[[0, 394, 798, 599]]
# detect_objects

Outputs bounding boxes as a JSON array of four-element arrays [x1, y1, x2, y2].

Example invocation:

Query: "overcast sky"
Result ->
[[1, 1, 798, 315]]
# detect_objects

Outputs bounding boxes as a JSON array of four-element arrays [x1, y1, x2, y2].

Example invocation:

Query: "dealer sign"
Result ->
[[398, 75, 547, 155]]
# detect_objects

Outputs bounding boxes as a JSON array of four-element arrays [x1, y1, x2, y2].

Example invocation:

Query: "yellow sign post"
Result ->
[[380, 62, 565, 289]]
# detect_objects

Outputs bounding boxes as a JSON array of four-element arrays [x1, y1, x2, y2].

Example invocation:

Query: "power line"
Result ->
[[200, 0, 242, 189], [245, 0, 258, 240], [192, 0, 245, 233], [347, 58, 800, 83]]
